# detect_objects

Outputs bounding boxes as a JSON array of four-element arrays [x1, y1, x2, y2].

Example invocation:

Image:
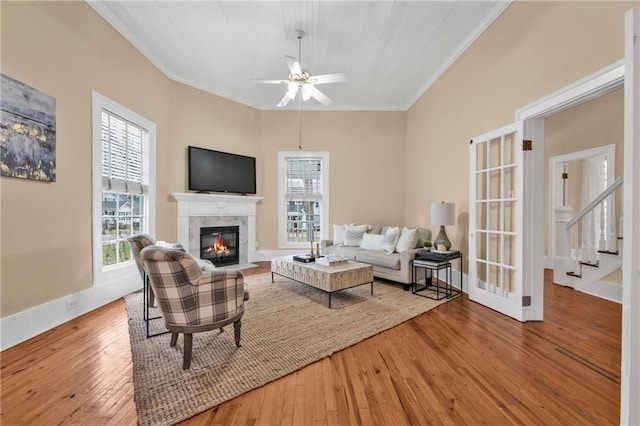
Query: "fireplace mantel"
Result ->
[[171, 192, 263, 263]]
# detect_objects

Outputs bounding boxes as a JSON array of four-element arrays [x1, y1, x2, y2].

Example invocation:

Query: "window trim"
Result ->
[[277, 151, 329, 249], [91, 91, 156, 285]]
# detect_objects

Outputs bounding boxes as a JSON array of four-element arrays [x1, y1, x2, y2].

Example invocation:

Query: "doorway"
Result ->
[[548, 144, 616, 270]]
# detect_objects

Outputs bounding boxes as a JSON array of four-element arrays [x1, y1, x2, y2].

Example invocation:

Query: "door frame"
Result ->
[[621, 8, 639, 425], [515, 60, 624, 322]]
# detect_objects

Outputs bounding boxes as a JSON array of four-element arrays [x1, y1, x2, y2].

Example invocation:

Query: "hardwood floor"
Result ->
[[1, 266, 621, 425]]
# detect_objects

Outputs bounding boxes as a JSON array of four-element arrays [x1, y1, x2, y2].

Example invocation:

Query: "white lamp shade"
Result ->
[[431, 202, 455, 226]]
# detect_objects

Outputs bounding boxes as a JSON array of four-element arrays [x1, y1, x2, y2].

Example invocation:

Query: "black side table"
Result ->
[[412, 250, 462, 300]]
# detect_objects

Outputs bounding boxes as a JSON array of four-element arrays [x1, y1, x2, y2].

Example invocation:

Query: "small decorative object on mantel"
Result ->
[[0, 73, 56, 182]]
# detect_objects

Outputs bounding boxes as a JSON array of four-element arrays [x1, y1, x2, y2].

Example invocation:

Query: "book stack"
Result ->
[[293, 254, 316, 263], [415, 249, 460, 261]]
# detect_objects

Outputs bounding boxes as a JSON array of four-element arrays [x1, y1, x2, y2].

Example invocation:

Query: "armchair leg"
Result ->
[[234, 320, 242, 348], [183, 333, 193, 370], [170, 332, 178, 347], [148, 288, 155, 308]]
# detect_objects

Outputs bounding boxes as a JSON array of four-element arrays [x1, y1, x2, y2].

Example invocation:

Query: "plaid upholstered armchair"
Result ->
[[140, 245, 246, 369]]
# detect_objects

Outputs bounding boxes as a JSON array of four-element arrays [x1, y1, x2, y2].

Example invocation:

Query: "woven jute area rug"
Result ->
[[125, 273, 447, 425]]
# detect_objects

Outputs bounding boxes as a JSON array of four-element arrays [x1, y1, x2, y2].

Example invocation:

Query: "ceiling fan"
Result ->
[[253, 30, 348, 107]]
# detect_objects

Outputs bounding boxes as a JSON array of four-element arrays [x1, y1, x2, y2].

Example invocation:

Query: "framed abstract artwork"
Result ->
[[0, 73, 56, 182]]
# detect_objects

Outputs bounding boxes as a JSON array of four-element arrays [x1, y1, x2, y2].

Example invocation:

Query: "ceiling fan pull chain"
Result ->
[[298, 93, 303, 150]]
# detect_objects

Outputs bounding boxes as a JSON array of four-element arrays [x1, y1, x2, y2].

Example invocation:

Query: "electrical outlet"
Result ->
[[66, 300, 78, 310]]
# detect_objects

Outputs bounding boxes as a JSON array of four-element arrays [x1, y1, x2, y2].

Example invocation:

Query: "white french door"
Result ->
[[469, 122, 525, 321]]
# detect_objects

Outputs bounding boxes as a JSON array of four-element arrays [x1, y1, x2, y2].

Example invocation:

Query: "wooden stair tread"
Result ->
[[566, 271, 582, 278], [597, 250, 619, 255], [580, 261, 599, 268]]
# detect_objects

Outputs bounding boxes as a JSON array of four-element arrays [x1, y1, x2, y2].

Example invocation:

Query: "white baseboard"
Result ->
[[579, 280, 623, 304], [544, 255, 553, 269], [1, 253, 468, 352], [1, 270, 141, 351], [453, 268, 468, 294]]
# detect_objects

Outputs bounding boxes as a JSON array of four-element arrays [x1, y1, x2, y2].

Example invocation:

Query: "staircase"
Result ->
[[552, 176, 623, 303]]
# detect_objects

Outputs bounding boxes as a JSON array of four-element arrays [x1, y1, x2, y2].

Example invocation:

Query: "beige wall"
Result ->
[[405, 1, 634, 266], [257, 111, 406, 249], [1, 1, 171, 316], [0, 2, 405, 317], [164, 82, 262, 242]]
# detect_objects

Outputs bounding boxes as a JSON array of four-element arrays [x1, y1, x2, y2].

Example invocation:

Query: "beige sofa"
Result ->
[[320, 225, 431, 290]]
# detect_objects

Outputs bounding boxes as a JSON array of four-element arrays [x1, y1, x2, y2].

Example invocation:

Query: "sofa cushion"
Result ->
[[360, 233, 384, 250], [369, 226, 382, 235], [332, 224, 349, 245], [356, 250, 401, 270], [396, 227, 418, 253], [322, 244, 359, 260], [382, 226, 401, 253], [344, 224, 368, 246]]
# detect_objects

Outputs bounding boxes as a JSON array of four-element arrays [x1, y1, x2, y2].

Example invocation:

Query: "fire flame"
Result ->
[[205, 236, 230, 256]]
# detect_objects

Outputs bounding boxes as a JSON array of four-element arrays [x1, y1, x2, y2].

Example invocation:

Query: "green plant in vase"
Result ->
[[422, 241, 432, 251]]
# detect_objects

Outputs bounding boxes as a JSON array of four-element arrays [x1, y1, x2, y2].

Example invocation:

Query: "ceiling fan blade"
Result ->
[[285, 56, 301, 76], [300, 84, 313, 101], [311, 72, 348, 85], [309, 86, 333, 106], [277, 83, 300, 107], [251, 79, 288, 85], [277, 91, 294, 108]]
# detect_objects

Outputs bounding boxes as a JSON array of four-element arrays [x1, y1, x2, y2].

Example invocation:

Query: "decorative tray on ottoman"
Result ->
[[316, 254, 348, 266]]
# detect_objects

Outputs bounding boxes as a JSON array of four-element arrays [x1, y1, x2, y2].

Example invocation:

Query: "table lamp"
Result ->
[[431, 201, 455, 251]]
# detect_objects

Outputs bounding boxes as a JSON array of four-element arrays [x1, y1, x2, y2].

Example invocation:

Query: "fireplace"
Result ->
[[200, 226, 240, 266]]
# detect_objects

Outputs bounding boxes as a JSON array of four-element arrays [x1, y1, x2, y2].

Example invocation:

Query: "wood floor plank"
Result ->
[[1, 267, 621, 425]]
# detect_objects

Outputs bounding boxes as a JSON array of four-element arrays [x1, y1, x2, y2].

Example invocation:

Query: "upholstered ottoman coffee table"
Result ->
[[271, 256, 374, 308]]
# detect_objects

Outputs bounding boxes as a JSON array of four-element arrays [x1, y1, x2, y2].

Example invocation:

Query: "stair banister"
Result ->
[[566, 176, 624, 230]]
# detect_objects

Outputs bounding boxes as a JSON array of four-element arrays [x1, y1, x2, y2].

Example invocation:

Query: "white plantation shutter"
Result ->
[[101, 111, 149, 194], [285, 157, 323, 201]]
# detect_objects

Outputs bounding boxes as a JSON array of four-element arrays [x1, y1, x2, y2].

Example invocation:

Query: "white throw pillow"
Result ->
[[382, 226, 401, 253], [344, 224, 369, 246], [360, 233, 385, 250], [395, 227, 418, 253], [332, 224, 348, 245]]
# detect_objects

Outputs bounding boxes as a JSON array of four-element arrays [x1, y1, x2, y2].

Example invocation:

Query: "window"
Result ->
[[92, 92, 156, 283], [278, 151, 329, 248]]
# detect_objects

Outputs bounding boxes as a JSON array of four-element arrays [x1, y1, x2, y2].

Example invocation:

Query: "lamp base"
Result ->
[[433, 225, 451, 251]]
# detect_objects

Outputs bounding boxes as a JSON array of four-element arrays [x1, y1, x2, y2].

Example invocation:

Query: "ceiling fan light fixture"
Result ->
[[254, 29, 348, 108]]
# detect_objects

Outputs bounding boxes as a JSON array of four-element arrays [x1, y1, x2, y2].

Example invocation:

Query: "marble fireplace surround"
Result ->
[[170, 193, 263, 266]]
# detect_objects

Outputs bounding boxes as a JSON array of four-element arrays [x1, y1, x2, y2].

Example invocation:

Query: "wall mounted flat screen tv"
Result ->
[[188, 146, 256, 195]]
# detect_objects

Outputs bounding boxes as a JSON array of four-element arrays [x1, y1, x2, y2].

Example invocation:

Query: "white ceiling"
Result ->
[[87, 1, 509, 111]]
